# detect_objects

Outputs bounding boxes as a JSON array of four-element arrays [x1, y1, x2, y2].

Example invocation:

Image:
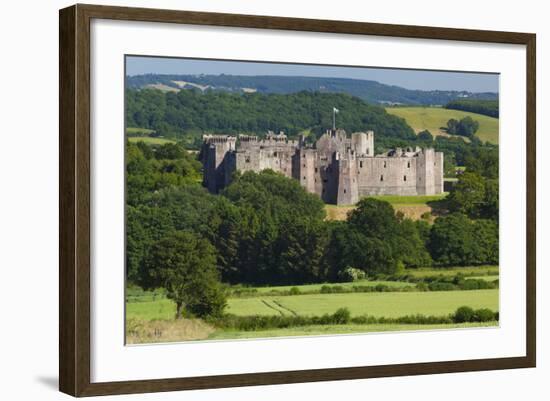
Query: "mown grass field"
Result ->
[[325, 193, 447, 221], [226, 290, 498, 318], [385, 106, 499, 144], [127, 288, 499, 321]]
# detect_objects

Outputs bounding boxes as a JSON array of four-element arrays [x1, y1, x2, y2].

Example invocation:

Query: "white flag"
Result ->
[[333, 107, 339, 113]]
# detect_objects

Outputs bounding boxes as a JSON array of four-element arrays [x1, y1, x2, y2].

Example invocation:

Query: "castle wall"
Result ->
[[356, 156, 418, 196]]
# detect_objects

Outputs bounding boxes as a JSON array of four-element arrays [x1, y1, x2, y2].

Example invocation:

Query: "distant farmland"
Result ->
[[386, 106, 499, 144]]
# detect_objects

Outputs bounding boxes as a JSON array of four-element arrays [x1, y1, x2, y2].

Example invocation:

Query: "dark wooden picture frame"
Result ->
[[59, 3, 536, 397]]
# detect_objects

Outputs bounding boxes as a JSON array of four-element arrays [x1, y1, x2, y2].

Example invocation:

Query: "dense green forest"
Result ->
[[445, 99, 499, 118], [126, 141, 499, 290], [125, 89, 417, 148], [126, 74, 498, 105]]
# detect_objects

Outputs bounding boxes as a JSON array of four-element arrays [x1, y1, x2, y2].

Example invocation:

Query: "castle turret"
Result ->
[[351, 131, 374, 156]]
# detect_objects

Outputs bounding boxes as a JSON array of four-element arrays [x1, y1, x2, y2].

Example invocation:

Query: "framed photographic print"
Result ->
[[59, 4, 536, 397]]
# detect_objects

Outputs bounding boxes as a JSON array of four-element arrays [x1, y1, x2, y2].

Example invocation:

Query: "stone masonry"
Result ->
[[200, 129, 444, 205]]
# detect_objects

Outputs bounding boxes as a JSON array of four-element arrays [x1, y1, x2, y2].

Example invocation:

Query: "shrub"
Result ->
[[453, 306, 475, 323], [320, 285, 332, 294], [289, 287, 301, 295], [416, 282, 429, 291], [332, 308, 351, 324], [474, 308, 496, 322], [374, 284, 389, 292], [428, 281, 458, 291]]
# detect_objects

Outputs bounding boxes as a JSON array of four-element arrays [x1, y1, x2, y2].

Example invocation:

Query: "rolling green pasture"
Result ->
[[385, 106, 499, 144], [226, 290, 498, 318]]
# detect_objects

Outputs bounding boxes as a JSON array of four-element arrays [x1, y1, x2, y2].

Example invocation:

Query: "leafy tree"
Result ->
[[428, 213, 477, 266], [417, 130, 434, 142], [325, 222, 395, 278], [140, 231, 226, 319], [446, 116, 480, 138], [447, 172, 486, 217]]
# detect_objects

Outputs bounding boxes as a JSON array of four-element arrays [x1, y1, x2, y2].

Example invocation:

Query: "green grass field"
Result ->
[[364, 194, 447, 206], [226, 290, 498, 318], [126, 265, 499, 342], [127, 288, 498, 321], [127, 136, 176, 145], [386, 106, 499, 144]]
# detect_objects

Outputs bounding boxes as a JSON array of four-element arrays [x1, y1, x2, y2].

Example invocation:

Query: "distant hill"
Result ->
[[386, 107, 499, 144], [126, 74, 498, 106]]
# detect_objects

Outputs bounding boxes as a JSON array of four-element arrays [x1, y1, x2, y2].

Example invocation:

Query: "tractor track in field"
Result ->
[[272, 300, 298, 316], [261, 299, 286, 316]]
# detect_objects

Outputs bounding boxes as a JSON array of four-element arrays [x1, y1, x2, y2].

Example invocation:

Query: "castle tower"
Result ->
[[201, 135, 236, 193], [416, 148, 435, 195], [335, 151, 359, 205], [351, 131, 374, 156]]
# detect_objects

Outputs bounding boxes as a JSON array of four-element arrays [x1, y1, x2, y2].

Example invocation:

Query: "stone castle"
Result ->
[[200, 129, 443, 205]]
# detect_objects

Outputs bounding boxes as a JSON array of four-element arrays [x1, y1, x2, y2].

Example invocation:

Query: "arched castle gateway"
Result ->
[[200, 129, 444, 205]]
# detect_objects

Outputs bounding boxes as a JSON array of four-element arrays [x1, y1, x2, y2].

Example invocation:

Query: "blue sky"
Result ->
[[126, 56, 499, 93]]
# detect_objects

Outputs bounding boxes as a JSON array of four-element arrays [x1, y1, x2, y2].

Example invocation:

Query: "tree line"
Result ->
[[127, 141, 498, 295], [125, 89, 416, 147], [445, 99, 499, 118]]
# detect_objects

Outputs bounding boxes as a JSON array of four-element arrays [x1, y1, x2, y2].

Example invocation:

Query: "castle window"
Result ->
[[274, 152, 277, 156], [344, 189, 347, 193], [360, 161, 363, 168], [407, 161, 411, 168], [380, 175, 384, 181], [404, 175, 407, 181], [245, 156, 250, 163], [315, 168, 318, 173], [384, 161, 387, 168], [303, 164, 306, 168], [303, 176, 306, 180]]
